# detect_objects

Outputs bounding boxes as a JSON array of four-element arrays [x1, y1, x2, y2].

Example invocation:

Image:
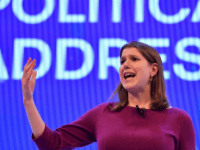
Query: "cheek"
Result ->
[[119, 67, 124, 79], [137, 67, 149, 78]]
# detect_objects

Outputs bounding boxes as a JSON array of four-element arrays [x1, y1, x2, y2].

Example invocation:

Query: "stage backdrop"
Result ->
[[0, 0, 200, 149]]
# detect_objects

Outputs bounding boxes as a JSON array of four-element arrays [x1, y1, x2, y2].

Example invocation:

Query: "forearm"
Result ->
[[24, 99, 45, 139]]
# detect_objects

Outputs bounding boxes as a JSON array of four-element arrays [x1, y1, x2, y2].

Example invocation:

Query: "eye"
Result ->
[[132, 57, 138, 61], [120, 59, 125, 64]]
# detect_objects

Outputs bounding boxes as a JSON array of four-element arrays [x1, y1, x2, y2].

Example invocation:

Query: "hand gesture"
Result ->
[[21, 58, 37, 104]]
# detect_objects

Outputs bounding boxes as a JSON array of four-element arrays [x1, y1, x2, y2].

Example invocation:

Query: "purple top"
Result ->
[[31, 102, 196, 150]]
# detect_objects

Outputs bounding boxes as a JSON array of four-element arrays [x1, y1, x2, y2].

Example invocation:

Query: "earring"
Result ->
[[150, 75, 153, 81]]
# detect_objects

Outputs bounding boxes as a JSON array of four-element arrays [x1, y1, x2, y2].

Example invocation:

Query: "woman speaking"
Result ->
[[22, 41, 196, 150]]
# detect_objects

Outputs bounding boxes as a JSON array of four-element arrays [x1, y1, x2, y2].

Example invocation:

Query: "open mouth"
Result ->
[[124, 73, 136, 79]]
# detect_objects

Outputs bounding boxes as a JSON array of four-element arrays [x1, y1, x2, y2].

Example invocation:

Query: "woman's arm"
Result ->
[[24, 99, 45, 139], [22, 58, 45, 139]]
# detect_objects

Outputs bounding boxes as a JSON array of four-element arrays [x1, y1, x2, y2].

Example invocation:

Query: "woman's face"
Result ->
[[119, 47, 156, 92]]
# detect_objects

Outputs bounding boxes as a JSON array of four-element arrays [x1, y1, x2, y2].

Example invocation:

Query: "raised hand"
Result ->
[[21, 58, 37, 104]]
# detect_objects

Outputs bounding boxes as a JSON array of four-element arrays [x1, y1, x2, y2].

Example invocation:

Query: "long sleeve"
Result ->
[[31, 102, 108, 150], [176, 110, 196, 150], [31, 102, 197, 150]]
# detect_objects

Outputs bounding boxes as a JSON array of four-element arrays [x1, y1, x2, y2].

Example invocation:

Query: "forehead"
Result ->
[[121, 47, 143, 57]]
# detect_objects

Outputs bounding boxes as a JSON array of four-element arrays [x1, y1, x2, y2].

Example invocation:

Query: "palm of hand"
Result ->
[[22, 71, 37, 102]]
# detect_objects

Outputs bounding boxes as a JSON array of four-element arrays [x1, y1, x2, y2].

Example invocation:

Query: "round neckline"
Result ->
[[109, 102, 172, 111], [125, 105, 152, 110], [124, 105, 172, 110]]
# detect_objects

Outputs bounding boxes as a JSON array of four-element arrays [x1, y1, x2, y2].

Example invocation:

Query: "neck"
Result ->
[[127, 85, 151, 109]]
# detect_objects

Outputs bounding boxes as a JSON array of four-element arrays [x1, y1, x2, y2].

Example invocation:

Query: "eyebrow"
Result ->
[[120, 55, 139, 59]]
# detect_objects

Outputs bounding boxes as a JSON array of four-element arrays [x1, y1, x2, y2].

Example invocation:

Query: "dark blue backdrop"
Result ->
[[0, 0, 199, 149]]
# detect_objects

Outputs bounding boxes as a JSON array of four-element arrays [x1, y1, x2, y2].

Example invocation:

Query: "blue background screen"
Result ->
[[0, 0, 199, 149]]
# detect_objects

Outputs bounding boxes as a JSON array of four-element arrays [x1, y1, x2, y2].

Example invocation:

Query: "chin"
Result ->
[[123, 82, 143, 92], [123, 84, 137, 91]]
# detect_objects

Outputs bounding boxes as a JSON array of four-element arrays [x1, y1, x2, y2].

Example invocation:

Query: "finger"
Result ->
[[22, 58, 31, 78], [22, 62, 34, 79], [23, 59, 36, 78], [24, 57, 31, 68], [25, 68, 33, 85], [24, 58, 35, 69], [25, 59, 36, 71], [22, 68, 32, 86], [30, 70, 37, 81]]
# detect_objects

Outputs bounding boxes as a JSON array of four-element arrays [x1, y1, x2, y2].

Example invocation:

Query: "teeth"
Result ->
[[124, 73, 136, 79]]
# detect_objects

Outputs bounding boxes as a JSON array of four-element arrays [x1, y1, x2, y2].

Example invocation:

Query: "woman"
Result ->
[[22, 41, 196, 150]]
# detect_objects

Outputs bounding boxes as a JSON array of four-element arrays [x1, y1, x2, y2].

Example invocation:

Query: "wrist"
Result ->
[[23, 97, 34, 106]]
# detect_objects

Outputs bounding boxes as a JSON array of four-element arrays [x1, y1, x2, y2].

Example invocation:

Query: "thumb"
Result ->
[[31, 70, 37, 80]]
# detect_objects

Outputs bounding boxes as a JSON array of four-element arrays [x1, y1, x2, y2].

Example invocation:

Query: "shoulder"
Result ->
[[178, 108, 193, 123], [92, 102, 111, 110], [93, 102, 115, 113], [95, 102, 115, 109], [172, 108, 196, 148], [70, 102, 111, 125], [169, 107, 193, 125], [83, 102, 112, 117], [171, 107, 191, 117]]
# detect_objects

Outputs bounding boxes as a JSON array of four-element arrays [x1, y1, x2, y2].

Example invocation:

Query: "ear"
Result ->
[[151, 63, 159, 76]]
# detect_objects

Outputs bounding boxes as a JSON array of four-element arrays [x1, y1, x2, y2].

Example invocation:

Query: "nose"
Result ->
[[123, 61, 130, 69]]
